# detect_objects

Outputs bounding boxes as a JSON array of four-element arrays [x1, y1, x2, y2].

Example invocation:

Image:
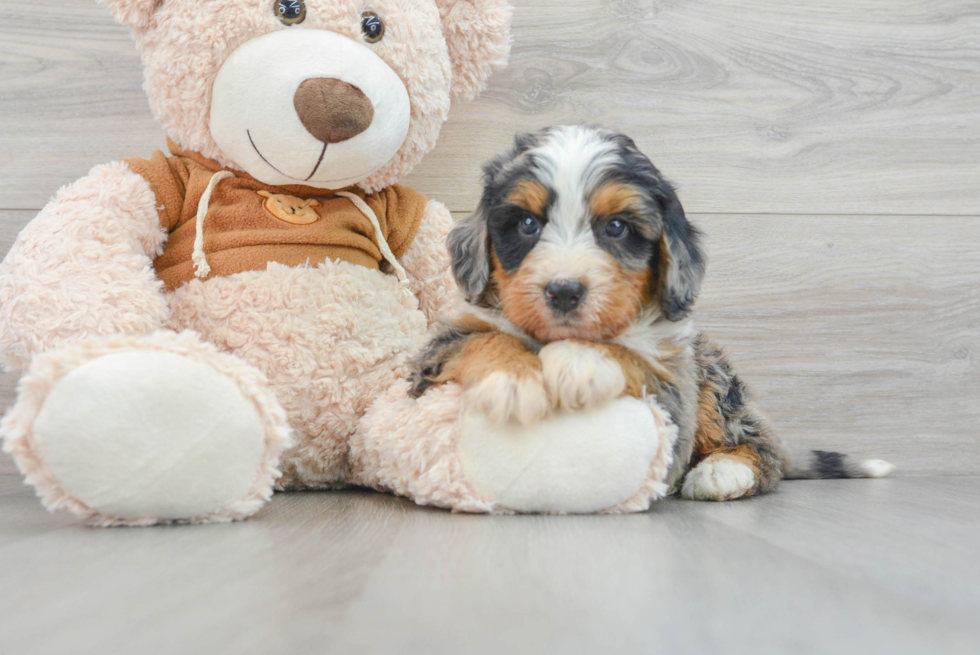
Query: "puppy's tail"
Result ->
[[783, 449, 895, 480]]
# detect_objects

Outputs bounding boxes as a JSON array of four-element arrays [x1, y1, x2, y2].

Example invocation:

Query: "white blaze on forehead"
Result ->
[[528, 126, 621, 248], [531, 126, 621, 197]]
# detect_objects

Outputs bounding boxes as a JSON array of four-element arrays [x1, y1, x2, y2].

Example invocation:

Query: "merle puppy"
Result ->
[[410, 126, 893, 500]]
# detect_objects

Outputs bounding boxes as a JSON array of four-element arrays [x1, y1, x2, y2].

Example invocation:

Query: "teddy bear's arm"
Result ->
[[0, 162, 170, 373], [397, 199, 460, 327]]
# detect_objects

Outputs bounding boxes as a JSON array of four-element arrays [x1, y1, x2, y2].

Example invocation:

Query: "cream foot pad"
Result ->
[[457, 397, 662, 514], [33, 351, 268, 520]]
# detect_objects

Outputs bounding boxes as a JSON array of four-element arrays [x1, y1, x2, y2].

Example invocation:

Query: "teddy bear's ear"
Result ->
[[436, 0, 513, 103], [100, 0, 161, 31]]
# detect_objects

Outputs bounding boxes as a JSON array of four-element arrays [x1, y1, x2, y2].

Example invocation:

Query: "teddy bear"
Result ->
[[0, 0, 514, 525], [0, 0, 677, 524]]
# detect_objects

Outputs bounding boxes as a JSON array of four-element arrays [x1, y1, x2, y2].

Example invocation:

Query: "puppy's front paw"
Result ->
[[681, 456, 757, 501], [540, 341, 626, 412], [464, 371, 550, 426]]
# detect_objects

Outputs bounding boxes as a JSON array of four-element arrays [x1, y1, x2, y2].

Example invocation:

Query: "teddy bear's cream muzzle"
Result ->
[[209, 29, 411, 190]]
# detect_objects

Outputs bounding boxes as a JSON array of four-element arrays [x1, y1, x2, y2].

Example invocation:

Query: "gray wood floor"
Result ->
[[1, 475, 978, 655]]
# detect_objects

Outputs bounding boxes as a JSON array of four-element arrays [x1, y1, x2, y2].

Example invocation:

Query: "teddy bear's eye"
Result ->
[[276, 0, 306, 26], [362, 12, 385, 43]]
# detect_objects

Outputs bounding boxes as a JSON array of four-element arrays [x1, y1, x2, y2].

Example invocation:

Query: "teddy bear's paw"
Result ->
[[464, 370, 550, 427], [681, 456, 757, 501], [9, 343, 290, 525], [540, 341, 627, 412]]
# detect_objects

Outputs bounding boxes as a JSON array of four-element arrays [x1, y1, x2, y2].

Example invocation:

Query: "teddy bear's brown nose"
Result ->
[[293, 77, 375, 144]]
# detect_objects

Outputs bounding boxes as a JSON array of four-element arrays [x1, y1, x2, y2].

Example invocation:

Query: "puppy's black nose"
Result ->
[[545, 280, 587, 314]]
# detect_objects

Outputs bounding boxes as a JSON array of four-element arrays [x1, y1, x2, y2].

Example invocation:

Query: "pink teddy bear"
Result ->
[[1, 0, 676, 524]]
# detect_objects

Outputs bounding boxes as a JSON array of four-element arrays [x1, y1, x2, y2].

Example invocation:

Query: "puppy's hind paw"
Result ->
[[681, 456, 757, 501], [464, 371, 550, 426], [540, 341, 626, 412]]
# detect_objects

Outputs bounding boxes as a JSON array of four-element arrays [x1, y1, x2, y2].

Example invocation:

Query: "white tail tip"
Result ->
[[860, 459, 896, 478]]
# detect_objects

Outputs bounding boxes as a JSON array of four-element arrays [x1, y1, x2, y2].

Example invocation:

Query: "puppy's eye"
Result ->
[[604, 219, 629, 239], [362, 12, 385, 43], [276, 0, 306, 26], [518, 216, 541, 237]]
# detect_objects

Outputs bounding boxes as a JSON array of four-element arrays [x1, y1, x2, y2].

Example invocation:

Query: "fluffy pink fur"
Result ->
[[100, 0, 160, 30], [352, 382, 493, 512], [166, 260, 430, 490], [104, 0, 511, 193], [1, 330, 292, 526], [0, 163, 167, 374], [398, 199, 462, 326], [436, 0, 513, 102]]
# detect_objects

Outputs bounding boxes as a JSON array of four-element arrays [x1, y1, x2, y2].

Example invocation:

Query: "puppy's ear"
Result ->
[[654, 184, 705, 321], [100, 0, 161, 31], [450, 131, 539, 304], [435, 0, 513, 103], [447, 205, 491, 305]]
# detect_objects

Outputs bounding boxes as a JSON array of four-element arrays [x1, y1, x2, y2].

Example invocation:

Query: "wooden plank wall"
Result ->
[[0, 1, 978, 476]]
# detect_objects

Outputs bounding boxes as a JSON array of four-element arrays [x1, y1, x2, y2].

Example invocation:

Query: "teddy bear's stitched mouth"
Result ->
[[246, 130, 386, 187], [247, 129, 327, 182]]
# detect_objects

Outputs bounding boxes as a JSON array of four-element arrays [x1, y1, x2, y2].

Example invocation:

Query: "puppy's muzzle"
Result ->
[[545, 280, 587, 314], [294, 77, 375, 144]]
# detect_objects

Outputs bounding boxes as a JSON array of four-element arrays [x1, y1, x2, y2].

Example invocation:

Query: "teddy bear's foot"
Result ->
[[458, 397, 667, 513], [353, 383, 680, 515], [1, 331, 291, 526]]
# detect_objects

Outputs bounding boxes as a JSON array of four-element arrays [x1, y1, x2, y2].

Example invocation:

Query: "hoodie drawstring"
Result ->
[[193, 170, 235, 279], [191, 173, 412, 298], [335, 191, 414, 299]]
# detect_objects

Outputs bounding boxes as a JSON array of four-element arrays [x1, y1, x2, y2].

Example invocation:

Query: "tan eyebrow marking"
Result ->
[[590, 182, 644, 219], [506, 179, 550, 216]]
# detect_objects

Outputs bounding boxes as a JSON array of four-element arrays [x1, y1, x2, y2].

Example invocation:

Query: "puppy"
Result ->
[[411, 126, 893, 501]]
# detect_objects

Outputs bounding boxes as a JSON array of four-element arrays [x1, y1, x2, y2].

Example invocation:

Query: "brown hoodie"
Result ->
[[126, 139, 427, 291]]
